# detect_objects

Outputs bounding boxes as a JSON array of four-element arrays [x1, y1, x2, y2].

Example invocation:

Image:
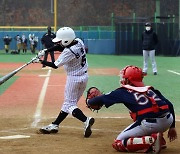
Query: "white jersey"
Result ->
[[54, 38, 88, 76]]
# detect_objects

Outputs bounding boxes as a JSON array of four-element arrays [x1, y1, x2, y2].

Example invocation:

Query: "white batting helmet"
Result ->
[[53, 27, 76, 46]]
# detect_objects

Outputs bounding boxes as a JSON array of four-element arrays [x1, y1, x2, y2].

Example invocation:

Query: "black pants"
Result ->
[[43, 51, 55, 67]]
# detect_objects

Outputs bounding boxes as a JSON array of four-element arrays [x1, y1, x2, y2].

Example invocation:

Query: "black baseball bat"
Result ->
[[0, 58, 36, 86]]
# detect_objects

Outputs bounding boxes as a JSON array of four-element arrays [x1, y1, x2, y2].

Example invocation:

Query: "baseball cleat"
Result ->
[[84, 117, 95, 138], [39, 124, 59, 134], [152, 132, 162, 153]]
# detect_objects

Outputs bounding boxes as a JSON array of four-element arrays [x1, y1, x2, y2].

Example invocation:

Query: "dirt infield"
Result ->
[[0, 63, 179, 154]]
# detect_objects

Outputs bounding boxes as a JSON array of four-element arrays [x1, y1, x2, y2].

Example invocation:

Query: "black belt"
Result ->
[[158, 112, 170, 118], [145, 113, 170, 123], [146, 119, 157, 123]]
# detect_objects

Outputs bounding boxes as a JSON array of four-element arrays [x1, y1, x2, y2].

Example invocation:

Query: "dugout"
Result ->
[[115, 17, 180, 56]]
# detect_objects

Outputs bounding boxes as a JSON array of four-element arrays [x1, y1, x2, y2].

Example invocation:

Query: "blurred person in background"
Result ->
[[21, 34, 28, 53], [3, 35, 12, 54], [41, 26, 56, 68], [29, 34, 36, 54], [14, 34, 22, 54], [142, 22, 158, 75], [34, 36, 39, 50]]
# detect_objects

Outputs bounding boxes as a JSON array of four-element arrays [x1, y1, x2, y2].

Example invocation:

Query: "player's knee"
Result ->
[[68, 105, 78, 114]]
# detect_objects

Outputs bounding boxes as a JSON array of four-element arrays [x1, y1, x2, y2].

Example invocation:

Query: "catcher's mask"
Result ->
[[120, 65, 145, 87]]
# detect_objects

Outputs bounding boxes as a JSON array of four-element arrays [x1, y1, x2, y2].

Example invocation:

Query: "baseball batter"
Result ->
[[37, 27, 94, 137], [86, 65, 177, 153]]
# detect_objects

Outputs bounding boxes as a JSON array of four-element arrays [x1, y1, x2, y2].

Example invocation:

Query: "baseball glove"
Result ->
[[86, 87, 103, 111]]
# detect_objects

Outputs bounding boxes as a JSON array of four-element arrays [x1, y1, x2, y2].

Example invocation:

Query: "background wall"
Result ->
[[0, 31, 115, 54]]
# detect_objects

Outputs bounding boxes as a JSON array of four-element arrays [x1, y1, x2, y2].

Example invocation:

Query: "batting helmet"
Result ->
[[53, 27, 76, 47], [120, 65, 145, 87]]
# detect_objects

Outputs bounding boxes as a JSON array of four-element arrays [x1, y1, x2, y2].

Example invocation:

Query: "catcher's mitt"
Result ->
[[86, 87, 103, 111]]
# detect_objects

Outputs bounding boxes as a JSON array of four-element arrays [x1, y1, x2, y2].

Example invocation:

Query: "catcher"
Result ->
[[86, 65, 177, 153]]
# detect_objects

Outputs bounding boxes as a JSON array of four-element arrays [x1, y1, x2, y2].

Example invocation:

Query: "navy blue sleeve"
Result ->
[[88, 88, 126, 108], [46, 44, 64, 52], [41, 61, 58, 69], [88, 95, 105, 107]]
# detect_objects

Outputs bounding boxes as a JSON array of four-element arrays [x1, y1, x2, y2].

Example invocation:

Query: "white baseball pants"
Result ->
[[143, 50, 157, 73]]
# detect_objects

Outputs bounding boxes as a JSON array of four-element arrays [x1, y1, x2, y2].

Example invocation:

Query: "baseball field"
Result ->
[[0, 52, 180, 153]]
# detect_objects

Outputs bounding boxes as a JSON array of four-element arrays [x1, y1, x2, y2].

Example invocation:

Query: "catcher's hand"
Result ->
[[86, 87, 103, 111]]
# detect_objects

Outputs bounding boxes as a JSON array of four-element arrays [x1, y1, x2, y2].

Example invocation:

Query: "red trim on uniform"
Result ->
[[130, 138, 133, 144], [142, 137, 146, 144], [137, 105, 169, 115], [130, 105, 169, 121]]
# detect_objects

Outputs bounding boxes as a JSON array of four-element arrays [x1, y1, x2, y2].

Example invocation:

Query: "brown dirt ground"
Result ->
[[0, 63, 179, 154]]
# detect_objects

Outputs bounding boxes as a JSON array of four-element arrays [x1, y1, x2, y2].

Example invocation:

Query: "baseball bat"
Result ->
[[0, 57, 36, 86]]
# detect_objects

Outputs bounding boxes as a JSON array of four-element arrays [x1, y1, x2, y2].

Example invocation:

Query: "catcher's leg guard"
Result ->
[[151, 133, 162, 153], [113, 135, 156, 153], [161, 133, 167, 149], [112, 140, 127, 152], [126, 136, 155, 152]]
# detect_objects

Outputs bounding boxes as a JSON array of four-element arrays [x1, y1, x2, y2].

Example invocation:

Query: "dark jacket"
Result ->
[[41, 32, 56, 48], [142, 29, 158, 50], [3, 37, 12, 45]]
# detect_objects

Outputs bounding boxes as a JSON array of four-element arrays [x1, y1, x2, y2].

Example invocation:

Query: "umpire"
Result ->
[[41, 26, 56, 68], [142, 22, 158, 75]]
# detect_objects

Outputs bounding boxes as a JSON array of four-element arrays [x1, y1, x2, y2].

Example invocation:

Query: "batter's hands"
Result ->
[[167, 127, 177, 142], [37, 49, 47, 58], [31, 56, 41, 63]]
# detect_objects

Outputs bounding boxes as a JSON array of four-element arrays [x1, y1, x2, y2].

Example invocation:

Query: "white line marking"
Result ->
[[48, 85, 64, 87], [0, 135, 30, 140], [31, 70, 51, 128], [39, 75, 50, 77], [167, 70, 180, 75]]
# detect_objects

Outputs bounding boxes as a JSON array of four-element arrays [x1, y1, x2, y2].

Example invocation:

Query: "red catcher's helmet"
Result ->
[[120, 65, 145, 87]]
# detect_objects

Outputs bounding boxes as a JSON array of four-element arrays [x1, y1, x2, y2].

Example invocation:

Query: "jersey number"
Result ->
[[81, 55, 86, 67], [134, 90, 161, 105]]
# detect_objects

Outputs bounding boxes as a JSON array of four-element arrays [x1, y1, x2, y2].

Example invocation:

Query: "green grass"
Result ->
[[0, 76, 18, 95], [0, 53, 180, 115], [0, 51, 37, 63], [86, 54, 180, 114]]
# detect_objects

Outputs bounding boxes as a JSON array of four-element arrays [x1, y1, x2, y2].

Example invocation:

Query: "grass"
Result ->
[[0, 76, 18, 95], [0, 52, 180, 114], [86, 54, 180, 114]]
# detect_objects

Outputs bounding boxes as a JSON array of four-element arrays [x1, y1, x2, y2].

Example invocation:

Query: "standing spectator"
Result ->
[[41, 26, 56, 68], [21, 34, 28, 53], [34, 36, 39, 50], [29, 34, 36, 54], [142, 22, 158, 75], [3, 35, 12, 53], [14, 35, 22, 54]]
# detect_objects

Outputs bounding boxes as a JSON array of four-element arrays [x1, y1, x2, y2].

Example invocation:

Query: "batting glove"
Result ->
[[37, 49, 47, 58], [31, 57, 41, 63]]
